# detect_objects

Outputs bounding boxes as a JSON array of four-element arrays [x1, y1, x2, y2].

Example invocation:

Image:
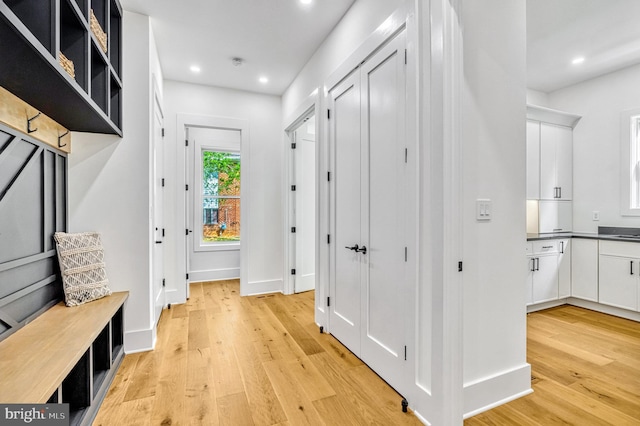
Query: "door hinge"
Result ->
[[327, 109, 331, 119], [162, 228, 165, 237], [291, 227, 296, 233], [405, 247, 408, 262], [186, 228, 189, 236], [185, 139, 188, 147], [162, 278, 166, 287], [327, 297, 330, 307], [404, 49, 407, 65], [458, 261, 463, 272], [327, 234, 331, 244], [162, 128, 165, 137], [186, 273, 189, 280], [327, 171, 331, 182], [185, 184, 189, 191], [405, 148, 408, 163], [291, 142, 296, 149], [291, 185, 296, 191], [161, 178, 165, 187], [404, 345, 407, 360], [291, 269, 296, 275]]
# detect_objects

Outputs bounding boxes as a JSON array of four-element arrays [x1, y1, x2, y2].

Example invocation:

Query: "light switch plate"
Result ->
[[476, 199, 492, 221]]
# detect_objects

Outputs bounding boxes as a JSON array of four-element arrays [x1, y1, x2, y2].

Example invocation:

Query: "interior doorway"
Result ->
[[288, 113, 317, 294]]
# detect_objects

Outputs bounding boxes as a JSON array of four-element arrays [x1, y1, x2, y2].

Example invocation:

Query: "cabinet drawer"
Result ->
[[599, 240, 640, 258], [532, 240, 558, 255]]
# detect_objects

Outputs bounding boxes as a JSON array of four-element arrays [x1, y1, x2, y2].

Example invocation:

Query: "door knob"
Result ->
[[345, 244, 359, 251]]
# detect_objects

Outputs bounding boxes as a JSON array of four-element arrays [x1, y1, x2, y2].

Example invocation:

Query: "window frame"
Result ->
[[194, 138, 241, 252], [620, 108, 640, 216]]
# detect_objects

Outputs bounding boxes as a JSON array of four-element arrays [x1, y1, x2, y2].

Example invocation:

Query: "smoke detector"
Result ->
[[232, 57, 244, 67]]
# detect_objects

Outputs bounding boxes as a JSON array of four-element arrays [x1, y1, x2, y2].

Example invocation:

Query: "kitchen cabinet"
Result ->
[[571, 238, 599, 302], [558, 239, 571, 298], [538, 200, 572, 233], [0, 0, 123, 135], [539, 123, 572, 200], [527, 241, 560, 305], [598, 240, 640, 311]]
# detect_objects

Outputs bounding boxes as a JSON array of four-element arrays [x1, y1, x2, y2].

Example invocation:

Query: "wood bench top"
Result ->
[[0, 291, 128, 403]]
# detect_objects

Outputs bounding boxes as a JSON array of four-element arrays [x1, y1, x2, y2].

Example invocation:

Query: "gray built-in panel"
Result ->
[[0, 122, 67, 340]]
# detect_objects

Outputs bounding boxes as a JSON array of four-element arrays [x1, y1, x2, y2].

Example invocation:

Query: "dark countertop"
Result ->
[[527, 227, 640, 242]]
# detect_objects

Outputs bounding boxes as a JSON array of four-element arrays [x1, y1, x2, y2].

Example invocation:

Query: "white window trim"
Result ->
[[194, 138, 241, 252], [620, 108, 640, 216]]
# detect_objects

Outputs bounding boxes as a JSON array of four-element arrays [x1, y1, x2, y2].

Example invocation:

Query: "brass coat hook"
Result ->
[[27, 112, 41, 133], [58, 130, 69, 148]]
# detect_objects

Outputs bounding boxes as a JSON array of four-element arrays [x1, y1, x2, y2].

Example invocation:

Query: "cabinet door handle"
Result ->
[[542, 245, 553, 249], [530, 258, 535, 272], [559, 187, 562, 199], [631, 260, 634, 275], [560, 241, 564, 253], [535, 258, 540, 271]]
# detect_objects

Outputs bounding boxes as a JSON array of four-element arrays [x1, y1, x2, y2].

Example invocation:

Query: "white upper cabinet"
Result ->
[[540, 123, 572, 200]]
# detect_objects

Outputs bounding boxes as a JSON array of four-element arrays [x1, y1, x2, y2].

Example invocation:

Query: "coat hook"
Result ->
[[27, 112, 41, 133], [58, 130, 69, 148]]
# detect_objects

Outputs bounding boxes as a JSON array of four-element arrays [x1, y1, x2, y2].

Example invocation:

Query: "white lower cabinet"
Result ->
[[558, 239, 571, 298], [571, 238, 599, 302], [527, 240, 561, 305], [598, 241, 640, 312]]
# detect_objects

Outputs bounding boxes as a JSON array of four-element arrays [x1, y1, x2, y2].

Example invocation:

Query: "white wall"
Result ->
[[461, 0, 531, 416], [547, 63, 640, 233], [526, 88, 549, 107], [162, 81, 283, 300], [282, 0, 405, 119], [68, 11, 163, 353]]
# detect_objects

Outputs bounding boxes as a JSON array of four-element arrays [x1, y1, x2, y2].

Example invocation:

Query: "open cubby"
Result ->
[[92, 324, 111, 398], [109, 0, 121, 76], [4, 0, 54, 54], [62, 349, 91, 424], [109, 75, 121, 129], [111, 305, 123, 360], [0, 0, 123, 134], [73, 0, 88, 20], [90, 43, 108, 113], [60, 0, 88, 91]]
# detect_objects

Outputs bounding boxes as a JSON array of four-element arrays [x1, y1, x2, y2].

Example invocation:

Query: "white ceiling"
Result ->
[[121, 0, 355, 95], [528, 0, 640, 93]]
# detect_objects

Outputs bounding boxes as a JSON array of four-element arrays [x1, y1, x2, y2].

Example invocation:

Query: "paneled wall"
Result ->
[[0, 123, 67, 341]]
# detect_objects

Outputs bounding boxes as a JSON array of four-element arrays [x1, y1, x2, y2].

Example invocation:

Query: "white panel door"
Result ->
[[526, 256, 534, 305], [599, 255, 638, 311], [152, 96, 165, 326], [329, 70, 362, 354], [539, 123, 557, 200], [294, 118, 316, 293], [526, 120, 540, 199], [359, 30, 407, 388], [540, 123, 572, 200]]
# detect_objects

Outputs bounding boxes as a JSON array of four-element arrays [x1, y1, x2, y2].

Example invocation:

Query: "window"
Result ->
[[201, 150, 241, 242], [621, 109, 640, 216]]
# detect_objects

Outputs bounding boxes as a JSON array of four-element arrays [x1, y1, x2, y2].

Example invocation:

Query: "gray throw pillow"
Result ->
[[54, 232, 112, 306]]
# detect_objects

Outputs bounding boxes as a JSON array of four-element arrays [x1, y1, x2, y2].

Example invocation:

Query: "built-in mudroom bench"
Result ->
[[0, 291, 128, 425]]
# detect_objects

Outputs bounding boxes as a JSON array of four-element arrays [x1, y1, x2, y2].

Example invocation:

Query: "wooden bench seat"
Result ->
[[0, 291, 128, 424]]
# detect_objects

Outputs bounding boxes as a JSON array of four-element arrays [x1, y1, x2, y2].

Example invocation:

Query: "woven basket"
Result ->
[[59, 51, 75, 79], [90, 9, 108, 53]]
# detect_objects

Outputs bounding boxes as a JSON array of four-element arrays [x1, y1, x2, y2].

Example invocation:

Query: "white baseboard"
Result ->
[[189, 267, 240, 283], [567, 298, 640, 322], [463, 363, 532, 418], [124, 327, 156, 354], [243, 278, 283, 296]]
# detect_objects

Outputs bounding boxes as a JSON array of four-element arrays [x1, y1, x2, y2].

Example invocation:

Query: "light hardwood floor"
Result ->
[[466, 305, 640, 425], [94, 280, 421, 425]]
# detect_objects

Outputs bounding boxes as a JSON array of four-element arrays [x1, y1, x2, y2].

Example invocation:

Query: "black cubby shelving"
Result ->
[[0, 0, 123, 135]]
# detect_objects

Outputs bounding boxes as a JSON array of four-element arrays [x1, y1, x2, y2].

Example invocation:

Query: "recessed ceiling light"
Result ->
[[572, 57, 585, 65], [259, 76, 269, 84], [300, 0, 312, 4], [190, 65, 201, 73]]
